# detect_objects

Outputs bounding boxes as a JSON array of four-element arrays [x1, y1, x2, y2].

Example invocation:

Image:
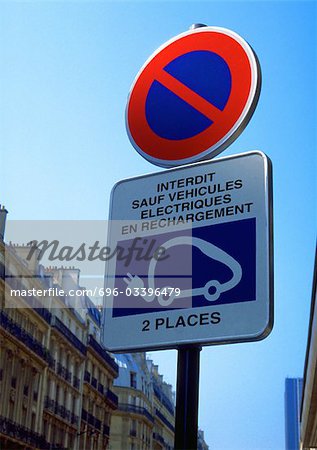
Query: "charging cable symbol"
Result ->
[[124, 236, 242, 307]]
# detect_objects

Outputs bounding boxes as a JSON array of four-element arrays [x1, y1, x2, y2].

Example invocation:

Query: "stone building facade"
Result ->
[[109, 354, 175, 450], [0, 207, 119, 450], [149, 361, 174, 450]]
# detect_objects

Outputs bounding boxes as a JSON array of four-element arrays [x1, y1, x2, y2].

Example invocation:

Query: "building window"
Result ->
[[51, 425, 56, 444], [31, 412, 36, 430], [43, 420, 48, 437], [55, 385, 60, 404], [130, 372, 137, 389], [22, 406, 27, 426], [130, 419, 137, 437], [37, 330, 44, 344], [23, 385, 29, 396], [9, 399, 14, 420], [104, 411, 110, 424], [68, 433, 74, 448], [29, 322, 35, 336], [11, 377, 17, 389], [72, 396, 76, 414]]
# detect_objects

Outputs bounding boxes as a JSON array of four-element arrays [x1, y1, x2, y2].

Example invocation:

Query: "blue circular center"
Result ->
[[145, 50, 232, 140]]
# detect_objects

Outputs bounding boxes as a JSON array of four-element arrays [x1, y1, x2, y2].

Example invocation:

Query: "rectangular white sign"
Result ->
[[102, 151, 273, 351]]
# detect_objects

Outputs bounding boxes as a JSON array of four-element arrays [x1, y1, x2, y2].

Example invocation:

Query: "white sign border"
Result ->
[[102, 151, 273, 352]]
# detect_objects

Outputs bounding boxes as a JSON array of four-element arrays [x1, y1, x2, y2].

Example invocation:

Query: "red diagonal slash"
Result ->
[[155, 69, 223, 123]]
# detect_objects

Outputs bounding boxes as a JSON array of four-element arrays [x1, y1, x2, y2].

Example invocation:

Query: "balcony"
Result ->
[[55, 362, 72, 384], [57, 362, 66, 378], [82, 410, 101, 430], [155, 409, 175, 433], [73, 375, 80, 389], [44, 397, 72, 424], [87, 413, 95, 427], [84, 370, 91, 383], [153, 381, 175, 416], [81, 409, 88, 422], [94, 418, 101, 430], [59, 405, 66, 419], [66, 369, 72, 383], [0, 414, 50, 449], [106, 388, 118, 409], [52, 316, 86, 355], [91, 376, 97, 389], [153, 432, 165, 445], [4, 267, 52, 324], [35, 307, 52, 324], [0, 310, 50, 363], [71, 413, 78, 425], [143, 407, 155, 424], [44, 396, 55, 411], [88, 335, 118, 374], [103, 424, 110, 437], [118, 403, 154, 423], [48, 355, 56, 371]]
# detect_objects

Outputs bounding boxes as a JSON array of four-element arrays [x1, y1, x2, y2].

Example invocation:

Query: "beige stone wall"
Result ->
[[0, 242, 118, 450]]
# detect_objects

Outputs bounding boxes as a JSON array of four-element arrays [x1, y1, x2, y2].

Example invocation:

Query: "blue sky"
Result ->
[[1, 1, 316, 449]]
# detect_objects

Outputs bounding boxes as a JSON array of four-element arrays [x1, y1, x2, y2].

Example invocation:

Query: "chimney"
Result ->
[[0, 205, 8, 241]]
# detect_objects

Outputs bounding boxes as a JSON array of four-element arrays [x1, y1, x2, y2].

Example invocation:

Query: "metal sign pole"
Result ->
[[174, 345, 202, 450]]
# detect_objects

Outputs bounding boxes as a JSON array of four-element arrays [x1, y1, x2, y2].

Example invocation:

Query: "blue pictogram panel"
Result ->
[[112, 218, 256, 317]]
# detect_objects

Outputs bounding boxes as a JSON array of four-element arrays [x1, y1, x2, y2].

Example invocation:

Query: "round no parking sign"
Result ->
[[126, 26, 261, 167]]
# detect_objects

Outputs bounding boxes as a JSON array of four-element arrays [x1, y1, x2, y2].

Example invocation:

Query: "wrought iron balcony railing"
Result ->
[[91, 376, 97, 389], [84, 370, 91, 383], [0, 310, 50, 363], [52, 317, 86, 355], [103, 424, 110, 437], [0, 415, 50, 449], [94, 417, 101, 430], [48, 355, 56, 371], [155, 408, 175, 433], [153, 381, 175, 416], [106, 388, 118, 409], [81, 408, 88, 422], [81, 409, 101, 430], [153, 432, 165, 445], [73, 375, 80, 389], [71, 412, 79, 425], [44, 397, 72, 425], [118, 403, 154, 423], [4, 267, 52, 324], [66, 369, 72, 383], [88, 334, 118, 374]]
